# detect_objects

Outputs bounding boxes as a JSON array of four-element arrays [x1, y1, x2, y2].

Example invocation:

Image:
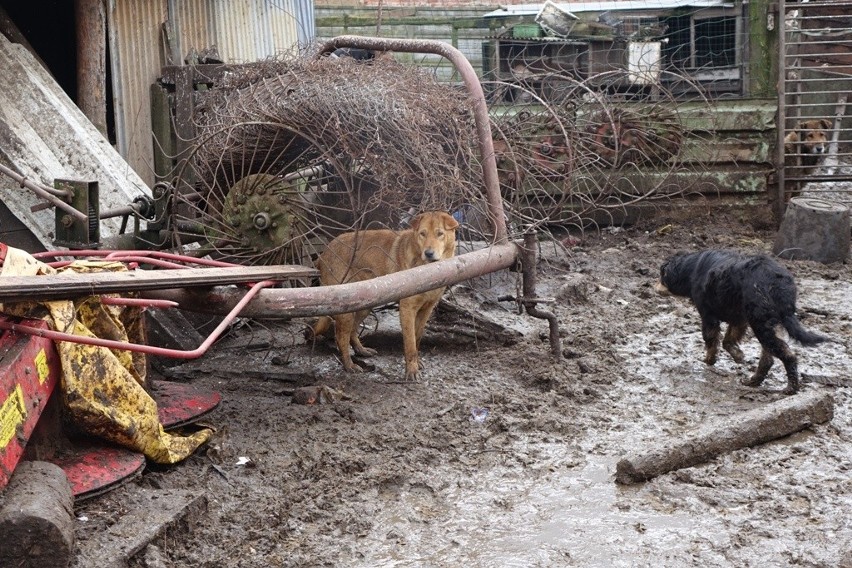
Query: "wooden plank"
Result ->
[[0, 265, 318, 302], [73, 489, 206, 568]]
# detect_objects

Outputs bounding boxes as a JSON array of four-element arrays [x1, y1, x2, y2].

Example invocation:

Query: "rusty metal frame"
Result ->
[[139, 37, 561, 357], [146, 37, 518, 315], [777, 0, 852, 217]]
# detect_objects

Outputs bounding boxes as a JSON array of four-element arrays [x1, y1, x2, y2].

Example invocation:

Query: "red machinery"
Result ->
[[0, 247, 298, 499], [0, 315, 221, 498]]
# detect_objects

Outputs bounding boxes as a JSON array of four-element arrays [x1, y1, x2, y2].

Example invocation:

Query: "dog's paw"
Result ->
[[703, 354, 718, 366], [355, 346, 378, 358], [782, 378, 800, 395], [404, 363, 421, 382], [404, 371, 421, 381], [343, 363, 365, 373], [741, 374, 765, 387]]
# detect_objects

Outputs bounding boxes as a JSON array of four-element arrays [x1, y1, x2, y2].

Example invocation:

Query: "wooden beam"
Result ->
[[75, 0, 108, 136], [0, 265, 318, 302]]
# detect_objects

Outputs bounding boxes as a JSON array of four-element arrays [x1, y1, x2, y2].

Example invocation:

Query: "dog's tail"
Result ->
[[782, 314, 832, 346]]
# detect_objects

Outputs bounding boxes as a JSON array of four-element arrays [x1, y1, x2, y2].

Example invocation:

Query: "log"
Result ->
[[0, 461, 75, 567], [615, 390, 834, 484], [773, 197, 850, 264]]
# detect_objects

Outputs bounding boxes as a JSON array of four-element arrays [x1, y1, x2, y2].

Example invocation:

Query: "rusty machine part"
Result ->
[[144, 36, 562, 356], [165, 45, 489, 266]]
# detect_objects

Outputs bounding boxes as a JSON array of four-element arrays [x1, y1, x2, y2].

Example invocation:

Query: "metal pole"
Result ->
[[0, 164, 87, 222]]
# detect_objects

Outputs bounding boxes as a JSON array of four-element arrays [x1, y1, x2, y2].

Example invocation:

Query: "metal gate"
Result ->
[[778, 0, 852, 215]]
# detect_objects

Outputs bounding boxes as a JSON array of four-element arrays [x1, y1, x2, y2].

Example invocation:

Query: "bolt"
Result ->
[[253, 212, 271, 230]]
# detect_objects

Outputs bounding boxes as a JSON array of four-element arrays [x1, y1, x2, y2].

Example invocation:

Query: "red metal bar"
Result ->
[[0, 280, 275, 359], [32, 249, 240, 268]]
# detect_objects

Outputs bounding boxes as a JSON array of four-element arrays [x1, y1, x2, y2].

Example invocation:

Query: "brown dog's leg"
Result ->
[[399, 297, 421, 381], [722, 323, 747, 363], [350, 309, 377, 357], [333, 313, 363, 372], [308, 316, 334, 340], [751, 326, 800, 394], [414, 299, 439, 349], [743, 348, 774, 388], [701, 317, 721, 365]]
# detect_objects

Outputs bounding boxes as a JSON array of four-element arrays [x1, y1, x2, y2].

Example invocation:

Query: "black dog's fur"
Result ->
[[656, 249, 830, 394]]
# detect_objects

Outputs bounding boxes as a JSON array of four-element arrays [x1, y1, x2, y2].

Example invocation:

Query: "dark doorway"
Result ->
[[0, 0, 78, 103]]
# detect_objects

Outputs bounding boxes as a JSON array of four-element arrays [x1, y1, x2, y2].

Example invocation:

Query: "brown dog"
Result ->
[[311, 211, 459, 380], [784, 118, 831, 197]]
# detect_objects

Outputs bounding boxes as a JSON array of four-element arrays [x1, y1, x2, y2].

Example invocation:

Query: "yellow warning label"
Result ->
[[35, 349, 49, 385], [0, 385, 27, 449]]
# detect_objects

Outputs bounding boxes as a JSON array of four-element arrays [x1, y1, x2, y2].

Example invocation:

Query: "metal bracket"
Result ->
[[54, 178, 99, 249], [520, 231, 562, 360]]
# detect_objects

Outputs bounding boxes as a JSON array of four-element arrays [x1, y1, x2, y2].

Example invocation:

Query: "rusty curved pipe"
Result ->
[[142, 241, 519, 319], [318, 36, 507, 244]]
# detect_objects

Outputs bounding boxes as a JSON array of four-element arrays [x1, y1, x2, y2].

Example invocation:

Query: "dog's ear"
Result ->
[[819, 118, 832, 130], [441, 212, 460, 231], [409, 214, 421, 231]]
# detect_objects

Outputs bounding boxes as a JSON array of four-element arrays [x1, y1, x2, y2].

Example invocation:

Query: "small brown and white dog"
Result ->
[[311, 211, 459, 380], [784, 119, 831, 197]]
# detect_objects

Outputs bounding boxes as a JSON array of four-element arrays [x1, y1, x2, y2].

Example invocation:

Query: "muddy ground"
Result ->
[[72, 202, 852, 567]]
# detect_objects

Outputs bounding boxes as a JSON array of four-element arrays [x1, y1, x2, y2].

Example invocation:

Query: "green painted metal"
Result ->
[[677, 99, 777, 132]]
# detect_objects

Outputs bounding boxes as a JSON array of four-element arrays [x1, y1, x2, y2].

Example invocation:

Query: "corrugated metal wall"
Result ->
[[108, 0, 313, 188]]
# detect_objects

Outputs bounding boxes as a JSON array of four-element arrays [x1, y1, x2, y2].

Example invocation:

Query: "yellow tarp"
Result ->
[[0, 246, 211, 464]]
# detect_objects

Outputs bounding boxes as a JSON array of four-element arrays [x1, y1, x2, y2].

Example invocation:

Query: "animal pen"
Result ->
[[777, 0, 852, 212]]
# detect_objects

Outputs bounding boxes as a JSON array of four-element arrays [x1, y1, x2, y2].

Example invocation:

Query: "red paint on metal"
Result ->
[[49, 443, 146, 499], [0, 318, 61, 490], [155, 381, 221, 429], [0, 280, 276, 359]]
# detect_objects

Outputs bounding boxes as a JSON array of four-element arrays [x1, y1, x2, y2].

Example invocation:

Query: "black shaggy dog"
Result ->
[[655, 249, 830, 395]]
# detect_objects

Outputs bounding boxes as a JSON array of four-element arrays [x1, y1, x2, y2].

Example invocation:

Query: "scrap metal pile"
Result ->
[[488, 69, 704, 230], [169, 55, 708, 265]]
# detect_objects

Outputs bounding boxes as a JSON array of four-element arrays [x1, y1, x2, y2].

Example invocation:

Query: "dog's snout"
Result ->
[[653, 281, 672, 296], [424, 249, 437, 261]]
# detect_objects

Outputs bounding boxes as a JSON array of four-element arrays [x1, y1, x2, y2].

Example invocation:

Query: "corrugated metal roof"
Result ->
[[484, 0, 732, 18], [168, 0, 311, 65]]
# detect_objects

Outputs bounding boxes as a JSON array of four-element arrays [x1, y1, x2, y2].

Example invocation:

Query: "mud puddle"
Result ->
[[355, 451, 710, 567]]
